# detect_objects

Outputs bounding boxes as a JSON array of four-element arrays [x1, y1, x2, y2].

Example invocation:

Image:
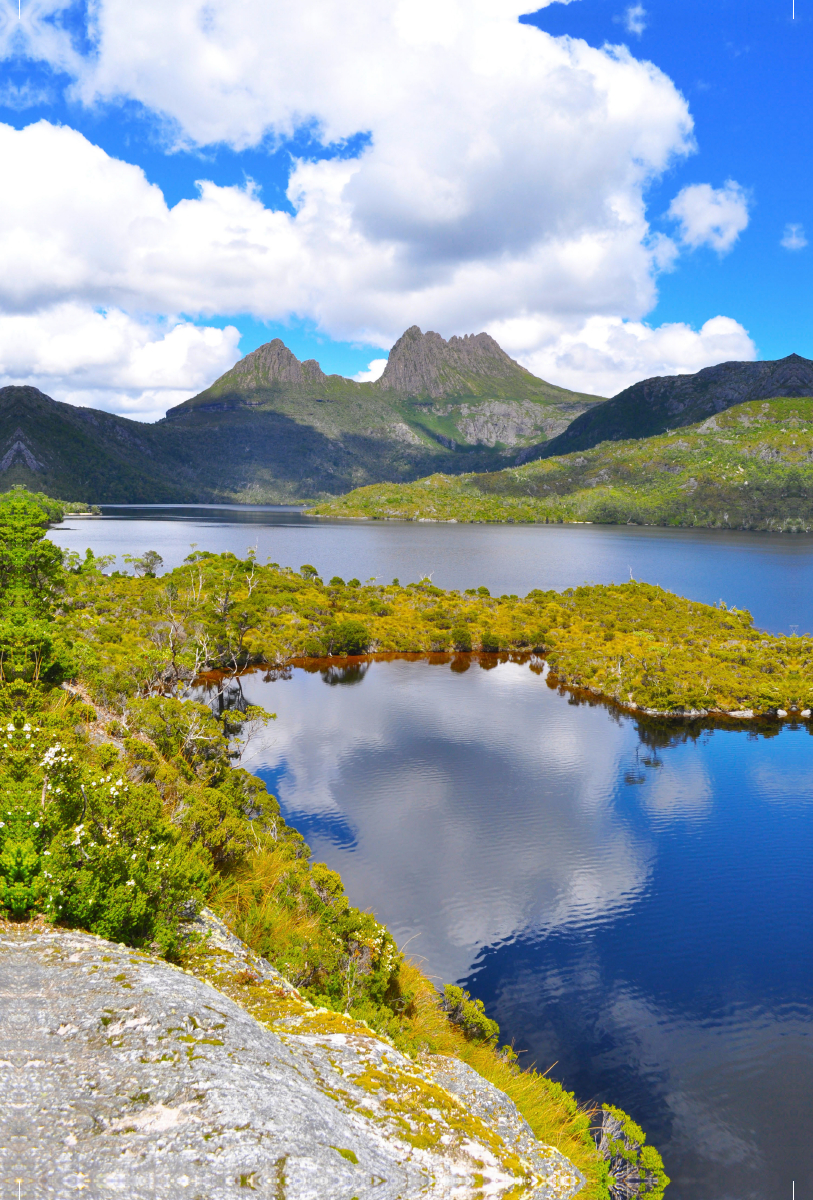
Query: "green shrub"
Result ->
[[480, 628, 500, 652], [328, 619, 371, 656], [442, 984, 500, 1044], [301, 635, 327, 656], [452, 624, 472, 651], [0, 726, 211, 957]]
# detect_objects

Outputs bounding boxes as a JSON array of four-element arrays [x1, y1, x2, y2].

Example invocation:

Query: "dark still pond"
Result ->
[[50, 505, 813, 634], [209, 657, 813, 1200]]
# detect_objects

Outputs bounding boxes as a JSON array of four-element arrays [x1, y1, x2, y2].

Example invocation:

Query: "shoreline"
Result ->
[[196, 649, 809, 727]]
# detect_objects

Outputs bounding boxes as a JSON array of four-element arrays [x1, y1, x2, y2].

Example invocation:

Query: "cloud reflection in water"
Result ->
[[231, 659, 813, 1199]]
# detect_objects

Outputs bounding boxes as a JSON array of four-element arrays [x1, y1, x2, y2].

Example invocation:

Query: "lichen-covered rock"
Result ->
[[0, 919, 584, 1199]]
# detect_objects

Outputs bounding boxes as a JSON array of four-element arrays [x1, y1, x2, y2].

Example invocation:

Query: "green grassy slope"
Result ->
[[308, 396, 813, 531], [541, 352, 813, 458]]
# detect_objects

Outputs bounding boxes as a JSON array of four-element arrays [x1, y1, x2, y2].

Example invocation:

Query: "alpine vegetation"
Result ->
[[0, 488, 669, 1199]]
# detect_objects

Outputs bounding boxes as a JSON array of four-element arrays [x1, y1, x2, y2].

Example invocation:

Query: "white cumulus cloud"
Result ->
[[491, 313, 756, 397], [0, 303, 240, 421], [668, 180, 750, 254], [781, 223, 807, 251], [0, 1, 756, 408], [352, 359, 388, 383]]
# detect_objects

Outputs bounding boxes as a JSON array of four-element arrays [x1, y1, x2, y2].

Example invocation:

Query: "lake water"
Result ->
[[51, 507, 813, 1199], [50, 503, 813, 634]]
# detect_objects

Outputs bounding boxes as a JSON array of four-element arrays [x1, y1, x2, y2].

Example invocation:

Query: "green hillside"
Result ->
[[164, 327, 604, 496], [541, 352, 813, 457], [308, 396, 813, 532], [0, 329, 604, 504], [0, 386, 199, 504]]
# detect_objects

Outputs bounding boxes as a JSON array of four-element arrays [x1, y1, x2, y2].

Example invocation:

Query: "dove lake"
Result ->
[[51, 506, 813, 1199]]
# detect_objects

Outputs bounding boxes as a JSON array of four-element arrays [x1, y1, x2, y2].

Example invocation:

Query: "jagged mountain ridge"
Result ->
[[172, 325, 590, 412], [0, 327, 604, 503], [542, 353, 813, 457], [377, 326, 562, 399]]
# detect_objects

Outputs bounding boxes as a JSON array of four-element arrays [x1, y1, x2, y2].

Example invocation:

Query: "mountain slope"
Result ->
[[167, 326, 604, 466], [309, 396, 813, 532], [0, 386, 195, 503], [0, 328, 604, 503], [540, 353, 813, 458]]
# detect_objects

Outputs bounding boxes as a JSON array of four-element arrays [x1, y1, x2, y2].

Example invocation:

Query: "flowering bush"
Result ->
[[0, 709, 211, 955]]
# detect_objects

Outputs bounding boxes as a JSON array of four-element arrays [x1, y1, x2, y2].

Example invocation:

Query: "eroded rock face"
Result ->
[[455, 401, 570, 447], [0, 920, 584, 1199], [378, 327, 534, 399]]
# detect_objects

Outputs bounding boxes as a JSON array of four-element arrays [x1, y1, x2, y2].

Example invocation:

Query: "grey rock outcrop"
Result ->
[[0, 917, 584, 1200], [227, 340, 330, 391], [378, 327, 536, 399]]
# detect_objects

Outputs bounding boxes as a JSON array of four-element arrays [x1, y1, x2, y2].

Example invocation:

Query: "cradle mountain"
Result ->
[[0, 327, 603, 504]]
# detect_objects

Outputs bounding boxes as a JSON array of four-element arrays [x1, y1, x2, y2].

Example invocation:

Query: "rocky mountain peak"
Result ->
[[378, 325, 533, 398], [744, 353, 813, 400], [230, 339, 328, 388]]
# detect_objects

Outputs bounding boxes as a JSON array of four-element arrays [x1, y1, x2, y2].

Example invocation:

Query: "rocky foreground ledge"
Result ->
[[0, 914, 584, 1199]]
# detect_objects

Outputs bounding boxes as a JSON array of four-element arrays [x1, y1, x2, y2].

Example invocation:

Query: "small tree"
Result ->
[[124, 550, 164, 578]]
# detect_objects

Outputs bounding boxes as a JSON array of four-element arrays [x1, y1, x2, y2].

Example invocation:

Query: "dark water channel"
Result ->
[[51, 508, 813, 1198]]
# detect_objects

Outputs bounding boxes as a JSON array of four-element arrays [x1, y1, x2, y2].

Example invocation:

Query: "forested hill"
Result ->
[[310, 395, 813, 532], [0, 328, 603, 504], [541, 353, 813, 458], [0, 385, 193, 503]]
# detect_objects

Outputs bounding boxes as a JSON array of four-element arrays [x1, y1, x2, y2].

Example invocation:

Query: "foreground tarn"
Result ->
[[0, 916, 584, 1200], [0, 488, 670, 1198]]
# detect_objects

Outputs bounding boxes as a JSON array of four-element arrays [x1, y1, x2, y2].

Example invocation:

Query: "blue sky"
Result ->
[[529, 0, 811, 360], [0, 0, 807, 417]]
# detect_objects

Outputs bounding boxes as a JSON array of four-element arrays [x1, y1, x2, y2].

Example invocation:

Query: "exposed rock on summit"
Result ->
[[378, 326, 537, 399]]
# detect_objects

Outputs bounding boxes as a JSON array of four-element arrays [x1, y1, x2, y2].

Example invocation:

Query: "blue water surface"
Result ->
[[58, 510, 813, 1198], [211, 658, 813, 1200], [51, 506, 813, 633]]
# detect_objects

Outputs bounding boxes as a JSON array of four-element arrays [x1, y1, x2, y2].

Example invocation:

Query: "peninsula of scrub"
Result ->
[[0, 491, 669, 1199], [307, 396, 813, 533], [64, 551, 810, 718]]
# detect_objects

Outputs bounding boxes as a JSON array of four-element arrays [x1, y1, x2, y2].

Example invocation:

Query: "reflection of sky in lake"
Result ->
[[236, 659, 652, 980], [227, 659, 813, 1200]]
